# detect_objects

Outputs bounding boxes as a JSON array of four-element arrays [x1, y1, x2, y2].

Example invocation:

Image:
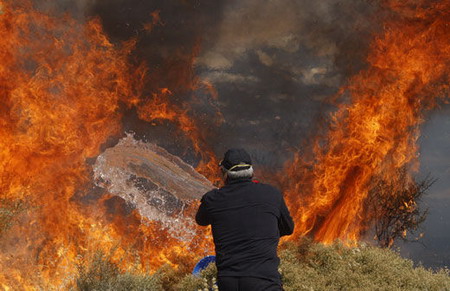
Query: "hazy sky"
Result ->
[[398, 104, 450, 269]]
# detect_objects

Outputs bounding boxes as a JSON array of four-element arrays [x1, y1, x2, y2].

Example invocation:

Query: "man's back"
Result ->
[[196, 178, 294, 282]]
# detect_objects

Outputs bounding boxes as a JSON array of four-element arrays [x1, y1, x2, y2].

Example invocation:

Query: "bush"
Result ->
[[74, 252, 218, 291], [74, 239, 450, 291], [279, 238, 450, 291], [75, 252, 162, 291], [176, 263, 217, 291]]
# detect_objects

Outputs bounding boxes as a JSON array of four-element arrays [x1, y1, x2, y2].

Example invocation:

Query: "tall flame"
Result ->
[[284, 0, 449, 244], [0, 1, 213, 288]]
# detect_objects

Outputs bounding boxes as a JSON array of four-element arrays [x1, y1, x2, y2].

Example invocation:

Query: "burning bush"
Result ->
[[366, 169, 435, 248]]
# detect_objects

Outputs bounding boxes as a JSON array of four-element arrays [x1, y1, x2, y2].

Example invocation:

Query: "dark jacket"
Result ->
[[195, 178, 294, 281]]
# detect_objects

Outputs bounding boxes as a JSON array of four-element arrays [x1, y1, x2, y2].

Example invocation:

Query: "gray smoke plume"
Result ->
[[79, 0, 380, 170], [194, 0, 380, 169]]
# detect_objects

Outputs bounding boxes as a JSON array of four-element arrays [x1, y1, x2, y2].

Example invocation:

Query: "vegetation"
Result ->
[[75, 252, 162, 291], [74, 238, 450, 291], [279, 238, 449, 291], [366, 170, 435, 248]]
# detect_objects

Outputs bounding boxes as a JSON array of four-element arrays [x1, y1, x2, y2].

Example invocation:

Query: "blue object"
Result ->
[[192, 255, 216, 276]]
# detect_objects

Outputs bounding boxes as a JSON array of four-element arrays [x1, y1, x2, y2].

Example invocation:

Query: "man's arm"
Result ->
[[195, 195, 210, 226], [279, 196, 294, 236]]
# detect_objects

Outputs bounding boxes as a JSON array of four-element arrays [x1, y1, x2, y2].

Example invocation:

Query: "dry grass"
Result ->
[[73, 238, 450, 290], [280, 238, 450, 291]]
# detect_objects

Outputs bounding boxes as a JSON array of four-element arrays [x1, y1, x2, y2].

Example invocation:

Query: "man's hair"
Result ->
[[222, 166, 254, 179]]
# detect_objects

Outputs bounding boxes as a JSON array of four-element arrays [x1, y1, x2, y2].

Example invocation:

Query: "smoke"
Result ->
[[200, 0, 380, 78], [194, 0, 380, 169], [69, 0, 380, 171], [29, 0, 381, 168], [31, 0, 94, 18]]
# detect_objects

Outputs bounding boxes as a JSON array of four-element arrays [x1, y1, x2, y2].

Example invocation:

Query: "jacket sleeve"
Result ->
[[278, 195, 294, 237], [195, 195, 210, 226]]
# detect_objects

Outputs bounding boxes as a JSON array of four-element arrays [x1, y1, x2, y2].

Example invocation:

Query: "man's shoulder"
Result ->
[[248, 180, 283, 200], [250, 180, 281, 192], [201, 188, 219, 201]]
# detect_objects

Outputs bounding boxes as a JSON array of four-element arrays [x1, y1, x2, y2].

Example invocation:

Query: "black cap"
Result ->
[[220, 148, 252, 171]]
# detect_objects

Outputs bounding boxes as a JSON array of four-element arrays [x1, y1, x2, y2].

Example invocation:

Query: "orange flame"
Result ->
[[143, 10, 164, 33], [0, 1, 214, 288], [136, 87, 222, 184], [284, 0, 449, 244], [0, 0, 139, 286]]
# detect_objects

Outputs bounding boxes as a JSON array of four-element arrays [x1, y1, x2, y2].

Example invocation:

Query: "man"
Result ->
[[196, 148, 294, 291]]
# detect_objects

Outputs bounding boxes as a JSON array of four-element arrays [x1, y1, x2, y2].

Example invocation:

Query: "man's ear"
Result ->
[[220, 166, 228, 179]]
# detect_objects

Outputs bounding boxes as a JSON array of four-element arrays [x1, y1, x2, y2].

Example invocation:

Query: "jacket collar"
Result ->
[[225, 177, 253, 185]]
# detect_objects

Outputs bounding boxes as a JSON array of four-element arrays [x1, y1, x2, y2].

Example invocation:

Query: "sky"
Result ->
[[398, 104, 450, 269]]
